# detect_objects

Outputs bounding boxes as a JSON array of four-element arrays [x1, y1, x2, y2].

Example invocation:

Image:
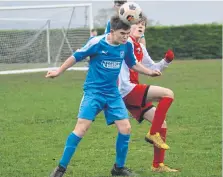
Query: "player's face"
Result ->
[[131, 21, 146, 38], [112, 29, 130, 44]]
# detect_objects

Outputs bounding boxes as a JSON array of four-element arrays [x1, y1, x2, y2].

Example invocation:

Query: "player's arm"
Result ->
[[132, 62, 161, 77], [141, 44, 174, 72], [45, 39, 98, 78], [124, 43, 161, 77]]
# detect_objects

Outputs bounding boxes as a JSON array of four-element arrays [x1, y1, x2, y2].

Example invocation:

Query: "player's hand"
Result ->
[[45, 70, 60, 78], [148, 70, 162, 77], [164, 49, 174, 63]]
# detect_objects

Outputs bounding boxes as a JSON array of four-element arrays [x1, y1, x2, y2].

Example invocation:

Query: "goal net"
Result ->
[[0, 4, 93, 74]]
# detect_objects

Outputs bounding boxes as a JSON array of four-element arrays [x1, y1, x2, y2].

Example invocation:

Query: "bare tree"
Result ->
[[94, 8, 115, 27]]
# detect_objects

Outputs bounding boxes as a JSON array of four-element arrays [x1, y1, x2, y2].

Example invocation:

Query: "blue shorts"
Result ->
[[78, 92, 129, 125]]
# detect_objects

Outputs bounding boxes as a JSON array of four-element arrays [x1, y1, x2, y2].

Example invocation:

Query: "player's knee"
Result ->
[[119, 123, 131, 134], [164, 88, 174, 99], [80, 127, 89, 136], [161, 121, 167, 128], [73, 127, 88, 137], [73, 118, 91, 137], [125, 124, 132, 134]]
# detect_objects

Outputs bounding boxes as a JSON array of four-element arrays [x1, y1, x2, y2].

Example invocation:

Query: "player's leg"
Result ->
[[144, 108, 167, 169], [50, 92, 104, 177], [104, 96, 136, 176], [50, 118, 92, 177], [145, 86, 174, 149], [123, 85, 177, 172], [124, 85, 177, 172], [112, 119, 137, 176], [123, 84, 170, 149], [114, 119, 131, 168], [143, 108, 178, 172], [123, 84, 153, 122]]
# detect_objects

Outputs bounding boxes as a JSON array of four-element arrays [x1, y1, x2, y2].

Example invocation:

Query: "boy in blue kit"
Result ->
[[46, 15, 161, 177]]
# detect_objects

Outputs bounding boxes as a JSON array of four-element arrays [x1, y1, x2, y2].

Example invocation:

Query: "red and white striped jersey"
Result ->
[[118, 37, 170, 98]]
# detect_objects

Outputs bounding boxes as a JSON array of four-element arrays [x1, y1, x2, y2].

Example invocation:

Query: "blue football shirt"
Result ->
[[73, 34, 137, 95]]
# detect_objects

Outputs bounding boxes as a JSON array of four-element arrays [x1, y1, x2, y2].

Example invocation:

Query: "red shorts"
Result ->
[[123, 84, 154, 123]]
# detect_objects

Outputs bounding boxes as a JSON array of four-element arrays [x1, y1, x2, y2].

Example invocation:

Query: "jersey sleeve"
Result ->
[[104, 20, 111, 34], [141, 44, 169, 71], [124, 42, 137, 68], [73, 37, 99, 62]]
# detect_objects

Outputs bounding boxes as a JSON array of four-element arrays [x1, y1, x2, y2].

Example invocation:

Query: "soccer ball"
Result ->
[[119, 2, 142, 25]]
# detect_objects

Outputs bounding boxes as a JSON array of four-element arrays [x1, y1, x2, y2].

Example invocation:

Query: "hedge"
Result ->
[[97, 24, 222, 59], [0, 24, 221, 63]]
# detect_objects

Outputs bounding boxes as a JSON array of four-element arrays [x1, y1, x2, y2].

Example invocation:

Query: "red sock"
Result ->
[[153, 145, 160, 168], [153, 128, 167, 168], [159, 128, 167, 163], [150, 97, 173, 134]]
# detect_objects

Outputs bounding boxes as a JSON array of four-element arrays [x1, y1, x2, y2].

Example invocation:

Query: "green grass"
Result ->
[[0, 60, 221, 177]]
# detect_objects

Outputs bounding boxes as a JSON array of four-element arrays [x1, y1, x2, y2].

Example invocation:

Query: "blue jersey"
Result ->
[[82, 36, 95, 47], [73, 34, 137, 95], [88, 36, 95, 41]]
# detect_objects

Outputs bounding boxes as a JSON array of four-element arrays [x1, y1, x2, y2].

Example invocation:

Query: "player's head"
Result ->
[[90, 29, 98, 37], [110, 15, 131, 44], [130, 14, 147, 39], [114, 0, 127, 14]]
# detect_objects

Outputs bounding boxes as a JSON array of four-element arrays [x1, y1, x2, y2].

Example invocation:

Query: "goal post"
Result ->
[[0, 3, 92, 75], [0, 18, 52, 66]]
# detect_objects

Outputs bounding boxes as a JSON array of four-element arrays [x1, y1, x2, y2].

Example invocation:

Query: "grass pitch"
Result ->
[[0, 60, 221, 177]]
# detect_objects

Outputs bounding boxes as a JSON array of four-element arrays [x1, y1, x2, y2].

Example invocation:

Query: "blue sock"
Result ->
[[115, 132, 130, 168], [59, 132, 82, 168]]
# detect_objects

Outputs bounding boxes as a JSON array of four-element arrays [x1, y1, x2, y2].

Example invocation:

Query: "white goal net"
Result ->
[[0, 4, 93, 74]]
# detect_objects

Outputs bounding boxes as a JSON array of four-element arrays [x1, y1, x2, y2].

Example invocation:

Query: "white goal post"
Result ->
[[0, 17, 52, 64], [0, 4, 93, 75]]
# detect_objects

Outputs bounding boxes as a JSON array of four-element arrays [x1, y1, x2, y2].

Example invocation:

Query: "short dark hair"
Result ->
[[110, 15, 131, 31], [139, 14, 148, 27], [91, 29, 97, 32], [114, 0, 127, 5]]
